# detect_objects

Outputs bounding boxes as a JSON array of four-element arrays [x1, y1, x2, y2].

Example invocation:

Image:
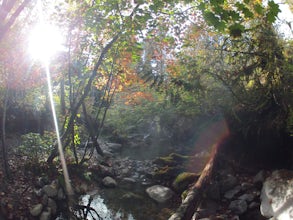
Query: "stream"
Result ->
[[77, 139, 182, 220], [74, 116, 226, 219]]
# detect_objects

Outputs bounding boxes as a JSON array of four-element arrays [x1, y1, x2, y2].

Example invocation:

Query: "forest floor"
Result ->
[[0, 149, 37, 219]]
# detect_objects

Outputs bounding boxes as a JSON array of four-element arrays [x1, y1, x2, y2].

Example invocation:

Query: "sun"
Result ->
[[28, 23, 64, 62]]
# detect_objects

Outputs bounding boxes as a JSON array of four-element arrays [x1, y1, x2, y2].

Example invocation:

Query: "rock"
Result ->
[[241, 182, 253, 191], [29, 204, 43, 217], [253, 170, 266, 188], [146, 185, 174, 203], [220, 174, 238, 192], [197, 199, 219, 218], [172, 172, 199, 193], [41, 194, 48, 206], [43, 185, 58, 198], [102, 176, 117, 188], [249, 202, 260, 209], [238, 193, 255, 203], [120, 178, 137, 189], [122, 177, 136, 184], [36, 176, 49, 188], [47, 198, 57, 215], [57, 188, 65, 200], [34, 188, 43, 197], [121, 192, 144, 204], [79, 183, 88, 194], [99, 165, 115, 177], [260, 169, 293, 220], [228, 199, 248, 215], [224, 185, 241, 200], [106, 143, 122, 152], [39, 209, 51, 220], [207, 182, 221, 201]]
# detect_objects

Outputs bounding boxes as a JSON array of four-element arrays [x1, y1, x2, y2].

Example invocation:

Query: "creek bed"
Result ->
[[79, 184, 179, 220]]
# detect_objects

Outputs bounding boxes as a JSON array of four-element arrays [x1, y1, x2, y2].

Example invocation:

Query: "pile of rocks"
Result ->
[[29, 178, 66, 220], [191, 169, 293, 220]]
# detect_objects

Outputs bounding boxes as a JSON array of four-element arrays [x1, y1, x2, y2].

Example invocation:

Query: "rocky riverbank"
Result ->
[[1, 137, 293, 220]]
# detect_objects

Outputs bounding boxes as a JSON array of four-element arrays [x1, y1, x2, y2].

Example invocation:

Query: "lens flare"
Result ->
[[185, 117, 230, 173], [28, 23, 63, 62]]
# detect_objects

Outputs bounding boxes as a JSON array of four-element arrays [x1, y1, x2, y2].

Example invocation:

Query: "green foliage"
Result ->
[[16, 131, 55, 164], [267, 1, 281, 23], [198, 0, 281, 37]]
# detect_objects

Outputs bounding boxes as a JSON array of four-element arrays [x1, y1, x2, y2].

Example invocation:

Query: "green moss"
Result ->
[[181, 189, 189, 200], [172, 172, 199, 193], [153, 166, 184, 180], [153, 153, 190, 166]]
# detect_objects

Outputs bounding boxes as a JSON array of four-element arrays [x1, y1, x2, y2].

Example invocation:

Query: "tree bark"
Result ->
[[1, 89, 9, 178], [169, 143, 220, 220]]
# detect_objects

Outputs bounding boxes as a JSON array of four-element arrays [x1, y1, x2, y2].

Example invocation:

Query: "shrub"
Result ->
[[16, 131, 55, 164]]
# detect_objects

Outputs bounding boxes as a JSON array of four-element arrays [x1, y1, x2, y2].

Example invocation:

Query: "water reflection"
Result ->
[[80, 194, 135, 220]]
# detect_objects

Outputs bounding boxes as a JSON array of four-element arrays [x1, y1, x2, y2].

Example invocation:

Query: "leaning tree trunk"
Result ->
[[46, 34, 119, 164], [169, 142, 221, 220]]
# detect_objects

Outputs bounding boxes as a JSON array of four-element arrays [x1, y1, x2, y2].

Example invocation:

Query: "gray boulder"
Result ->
[[260, 169, 293, 220], [102, 176, 117, 188], [146, 185, 174, 203], [29, 203, 43, 217]]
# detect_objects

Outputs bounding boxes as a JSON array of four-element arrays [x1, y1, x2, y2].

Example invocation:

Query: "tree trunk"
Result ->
[[60, 78, 66, 115], [169, 143, 220, 220], [47, 34, 119, 164], [1, 90, 9, 178], [0, 0, 31, 42]]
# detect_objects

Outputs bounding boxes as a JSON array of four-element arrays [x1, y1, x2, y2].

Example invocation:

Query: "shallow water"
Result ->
[[79, 182, 176, 220]]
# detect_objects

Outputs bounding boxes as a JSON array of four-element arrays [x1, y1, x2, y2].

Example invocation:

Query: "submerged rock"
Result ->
[[146, 185, 174, 203]]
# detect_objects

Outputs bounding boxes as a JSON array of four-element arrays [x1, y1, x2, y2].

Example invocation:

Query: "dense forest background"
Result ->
[[0, 0, 292, 219]]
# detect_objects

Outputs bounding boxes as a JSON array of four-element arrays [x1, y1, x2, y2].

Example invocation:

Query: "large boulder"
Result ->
[[146, 185, 174, 203], [260, 169, 293, 220]]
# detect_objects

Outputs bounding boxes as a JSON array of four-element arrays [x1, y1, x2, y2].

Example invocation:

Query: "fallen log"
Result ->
[[169, 143, 220, 220]]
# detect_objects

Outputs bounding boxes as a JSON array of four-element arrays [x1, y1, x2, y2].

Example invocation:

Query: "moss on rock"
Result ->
[[172, 172, 199, 193]]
